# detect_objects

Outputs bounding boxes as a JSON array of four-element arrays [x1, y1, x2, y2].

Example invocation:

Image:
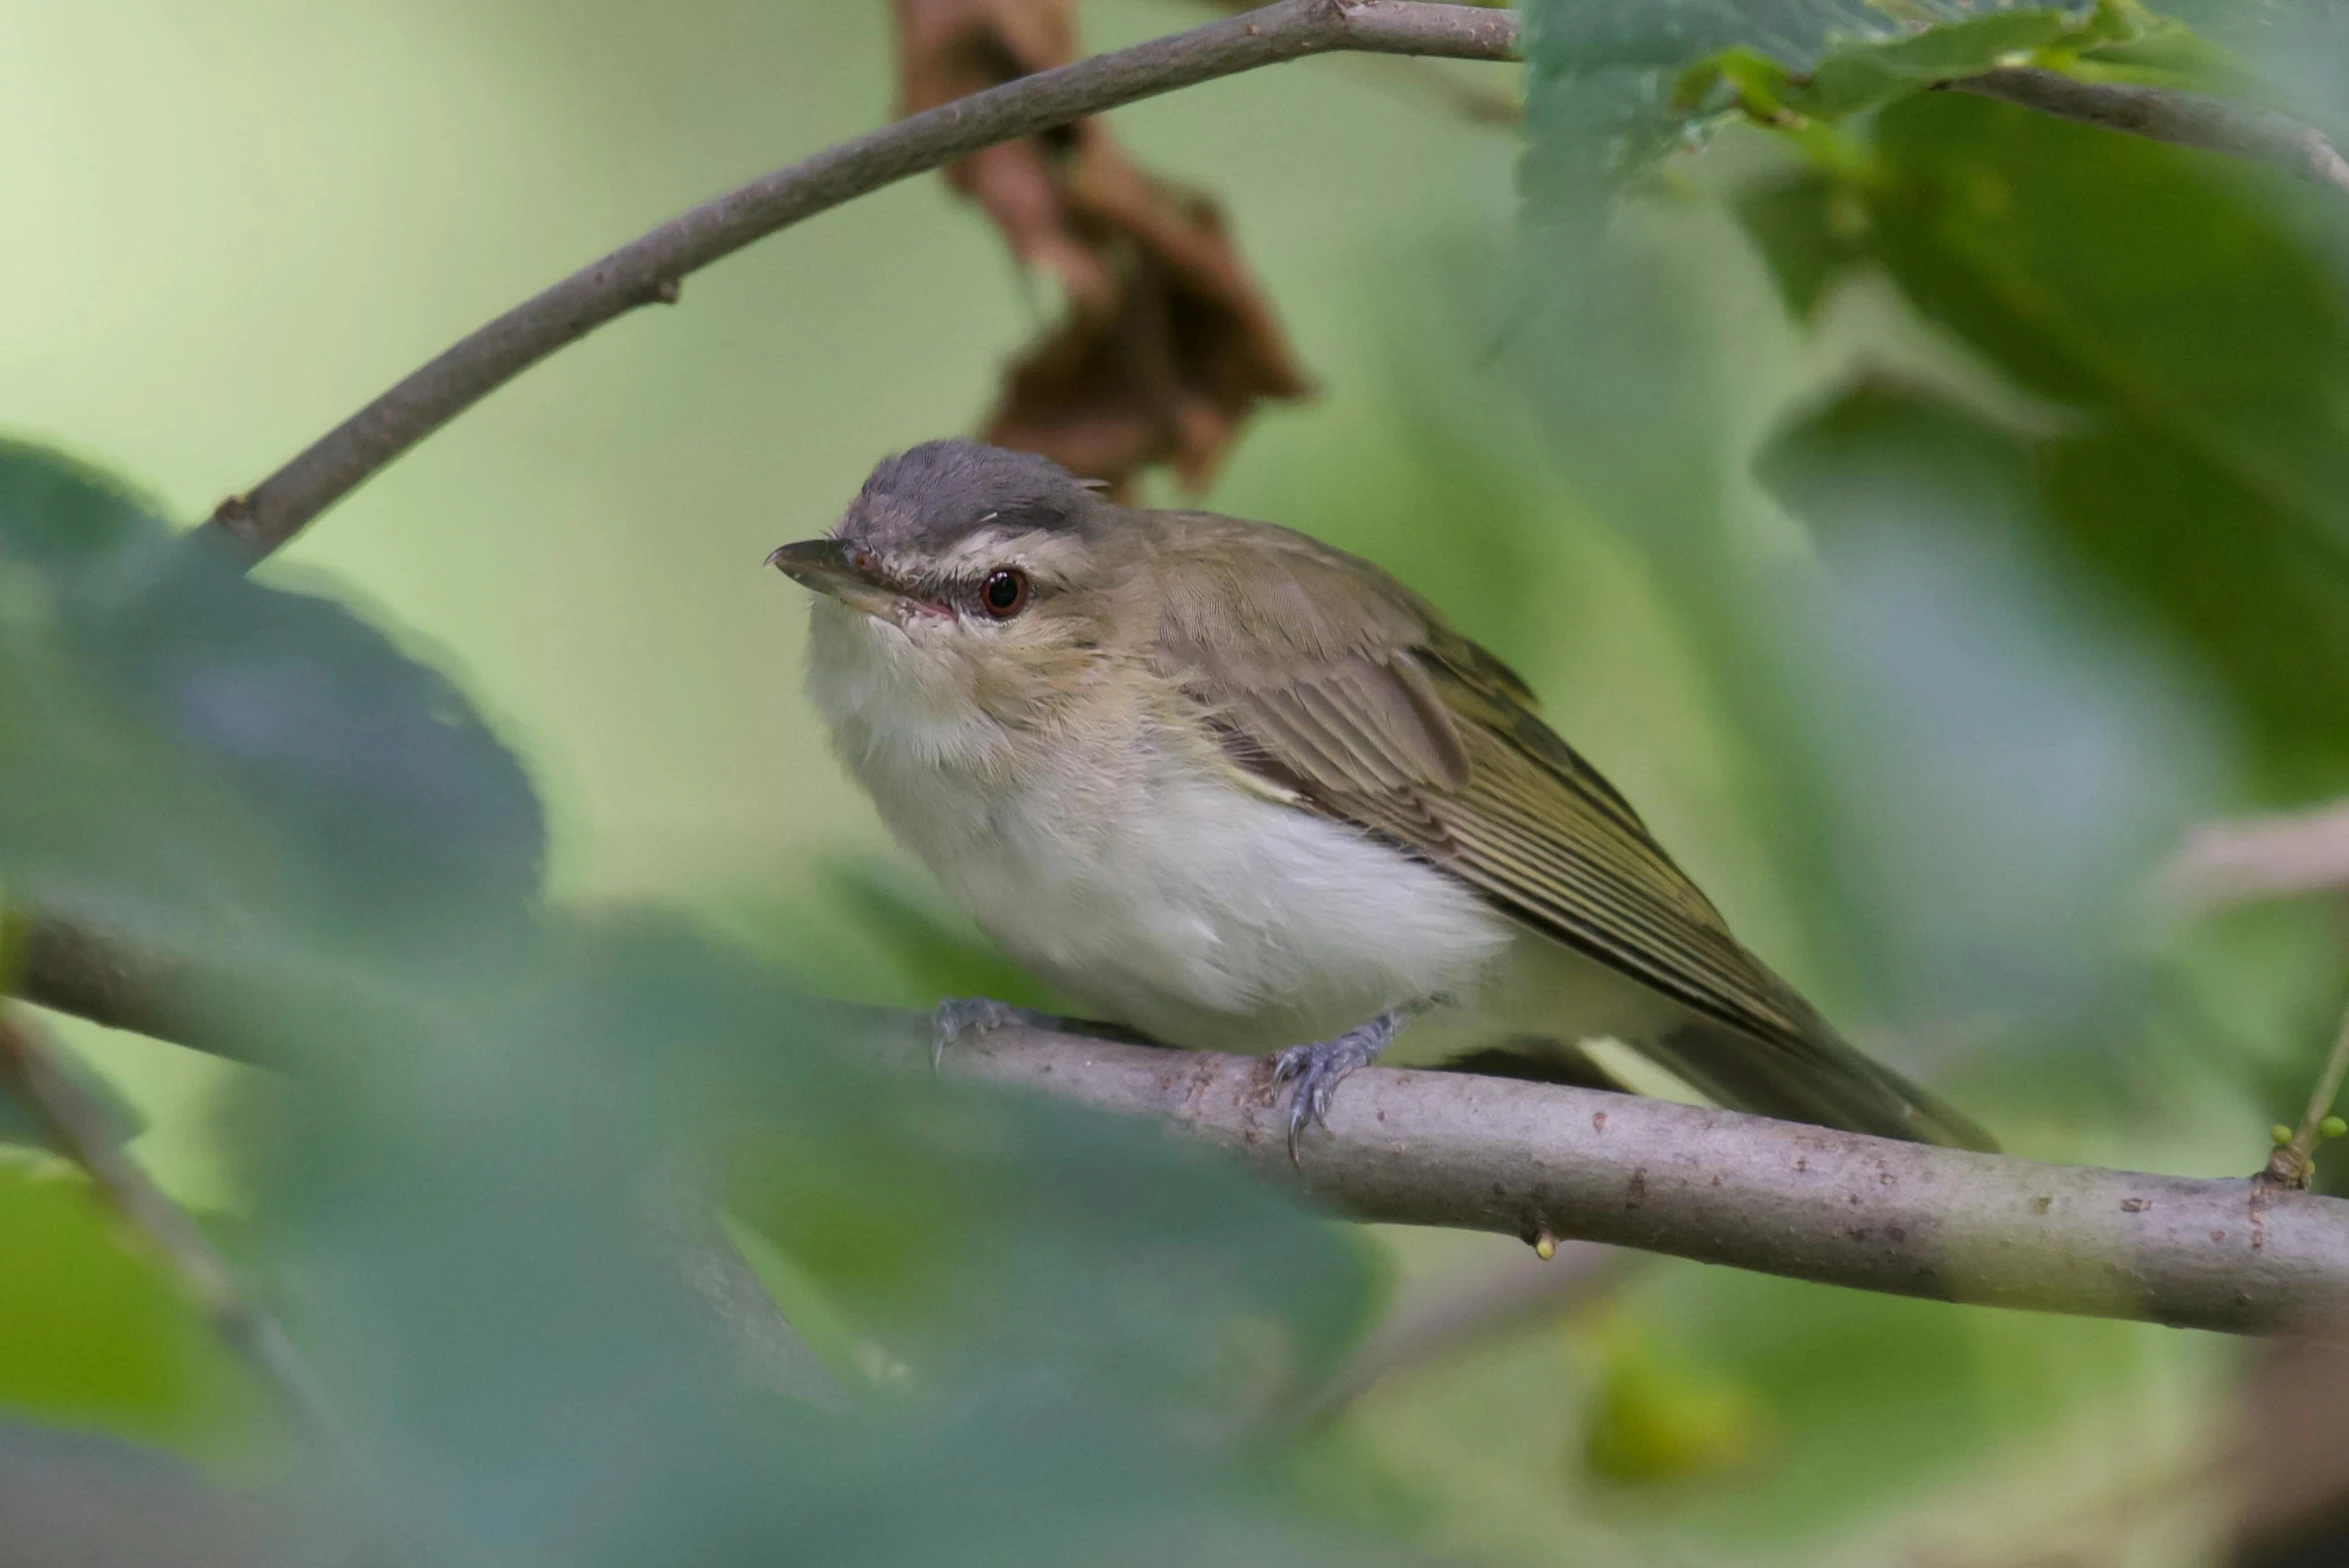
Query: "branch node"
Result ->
[[209, 493, 258, 542]]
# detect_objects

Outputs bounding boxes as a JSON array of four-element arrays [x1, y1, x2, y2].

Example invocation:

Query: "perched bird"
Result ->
[[770, 440, 1993, 1155]]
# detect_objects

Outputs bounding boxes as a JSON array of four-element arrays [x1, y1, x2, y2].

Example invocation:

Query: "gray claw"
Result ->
[[930, 997, 1042, 1072], [1272, 1009, 1411, 1163]]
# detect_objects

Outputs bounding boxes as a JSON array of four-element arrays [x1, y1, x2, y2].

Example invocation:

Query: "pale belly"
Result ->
[[889, 757, 1515, 1050]]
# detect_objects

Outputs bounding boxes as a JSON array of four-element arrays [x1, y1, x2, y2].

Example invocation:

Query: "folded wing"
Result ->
[[1149, 517, 1993, 1151]]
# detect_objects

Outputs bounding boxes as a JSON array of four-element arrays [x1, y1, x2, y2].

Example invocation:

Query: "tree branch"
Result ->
[[199, 0, 1520, 561], [21, 915, 2349, 1337], [189, 2, 2349, 563], [927, 1022, 2349, 1340], [1946, 68, 2349, 197]]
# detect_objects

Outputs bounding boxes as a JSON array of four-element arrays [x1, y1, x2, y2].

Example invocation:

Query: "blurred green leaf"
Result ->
[[1676, 4, 2206, 127], [0, 442, 158, 567], [1865, 94, 2349, 558], [818, 856, 1065, 1010], [241, 913, 1387, 1568], [0, 440, 544, 955], [1521, 0, 2097, 208], [2156, 1, 2349, 145], [1679, 13, 2081, 127], [0, 1158, 242, 1443], [2040, 427, 2349, 791], [1756, 378, 2228, 1031], [1638, 1267, 2158, 1542], [1737, 97, 2349, 791], [1579, 1310, 1768, 1486], [714, 855, 1068, 1015], [1733, 170, 1874, 319], [2069, 11, 2244, 88]]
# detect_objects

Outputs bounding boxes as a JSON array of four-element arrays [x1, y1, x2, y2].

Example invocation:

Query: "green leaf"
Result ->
[[2068, 14, 2245, 89], [1742, 94, 2349, 788], [1733, 170, 1875, 319], [0, 441, 161, 567], [1792, 11, 2082, 120], [1864, 92, 2349, 511], [818, 857, 1065, 1011], [1677, 5, 2188, 129], [1580, 1312, 1769, 1485], [1753, 378, 2226, 1028], [0, 1159, 243, 1442], [0, 441, 545, 953], [243, 916, 1384, 1567], [1521, 0, 2100, 207], [2038, 425, 2349, 790]]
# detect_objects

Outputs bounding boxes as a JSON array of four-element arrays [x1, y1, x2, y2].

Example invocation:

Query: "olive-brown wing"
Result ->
[[1190, 645, 1992, 1149], [1203, 649, 1821, 1047]]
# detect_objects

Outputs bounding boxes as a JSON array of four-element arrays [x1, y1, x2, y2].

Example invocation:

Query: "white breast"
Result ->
[[804, 600, 1512, 1050]]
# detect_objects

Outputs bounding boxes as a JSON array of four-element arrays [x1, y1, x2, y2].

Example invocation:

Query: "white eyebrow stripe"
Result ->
[[933, 525, 1059, 575]]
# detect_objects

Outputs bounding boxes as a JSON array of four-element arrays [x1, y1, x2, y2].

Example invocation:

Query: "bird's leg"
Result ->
[[930, 998, 1060, 1072], [1273, 1000, 1433, 1162]]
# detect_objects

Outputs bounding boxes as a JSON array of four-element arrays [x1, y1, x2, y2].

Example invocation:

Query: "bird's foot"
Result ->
[[930, 997, 1056, 1072], [1273, 1008, 1412, 1163]]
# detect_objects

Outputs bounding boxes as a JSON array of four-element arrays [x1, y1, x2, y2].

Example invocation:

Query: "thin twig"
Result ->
[[0, 1009, 341, 1439], [1182, 0, 1521, 123], [2151, 799, 2349, 917], [198, 0, 1521, 561], [2266, 993, 2349, 1189], [1947, 68, 2349, 197], [193, 6, 2349, 563]]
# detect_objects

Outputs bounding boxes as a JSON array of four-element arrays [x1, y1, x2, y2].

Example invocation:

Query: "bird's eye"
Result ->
[[979, 567, 1030, 619]]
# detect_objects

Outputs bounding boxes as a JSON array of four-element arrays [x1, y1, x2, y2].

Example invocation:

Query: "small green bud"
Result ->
[[2322, 1116, 2347, 1141], [2273, 1125, 2295, 1147]]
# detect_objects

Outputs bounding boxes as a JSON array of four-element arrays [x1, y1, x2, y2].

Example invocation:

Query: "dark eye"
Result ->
[[979, 567, 1030, 619]]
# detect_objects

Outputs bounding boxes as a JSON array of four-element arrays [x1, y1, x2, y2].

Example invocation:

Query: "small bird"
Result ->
[[770, 441, 1993, 1155]]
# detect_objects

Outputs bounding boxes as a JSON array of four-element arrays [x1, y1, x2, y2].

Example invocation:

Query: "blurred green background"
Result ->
[[5, 1, 2347, 1565]]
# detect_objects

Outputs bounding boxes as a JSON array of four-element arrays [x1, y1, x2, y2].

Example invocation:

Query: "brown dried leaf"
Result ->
[[892, 0, 1312, 496]]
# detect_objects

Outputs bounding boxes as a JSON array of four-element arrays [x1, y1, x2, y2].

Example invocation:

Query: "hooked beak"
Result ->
[[765, 538, 914, 621]]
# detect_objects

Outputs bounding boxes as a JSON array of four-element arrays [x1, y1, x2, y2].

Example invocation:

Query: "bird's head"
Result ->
[[770, 440, 1140, 726]]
